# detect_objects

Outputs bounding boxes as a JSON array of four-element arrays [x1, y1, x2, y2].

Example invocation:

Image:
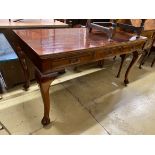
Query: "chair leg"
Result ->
[[148, 50, 153, 57], [139, 49, 148, 69], [116, 54, 126, 78], [0, 72, 6, 95], [151, 56, 155, 67], [124, 51, 141, 86]]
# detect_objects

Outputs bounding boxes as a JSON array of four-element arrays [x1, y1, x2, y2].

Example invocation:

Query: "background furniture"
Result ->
[[151, 42, 155, 67], [0, 19, 68, 93], [115, 19, 155, 77], [139, 30, 155, 68], [0, 33, 35, 91], [0, 71, 6, 94], [131, 19, 155, 68]]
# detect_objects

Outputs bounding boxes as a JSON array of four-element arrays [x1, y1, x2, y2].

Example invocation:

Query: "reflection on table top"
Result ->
[[14, 28, 146, 57], [0, 19, 68, 29]]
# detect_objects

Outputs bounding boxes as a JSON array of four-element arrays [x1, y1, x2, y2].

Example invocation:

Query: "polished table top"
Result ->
[[0, 19, 68, 29], [14, 28, 146, 58]]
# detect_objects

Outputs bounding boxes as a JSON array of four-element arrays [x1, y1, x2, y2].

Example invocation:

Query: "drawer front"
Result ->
[[95, 47, 123, 59], [41, 41, 145, 73], [50, 52, 95, 70], [121, 43, 143, 54]]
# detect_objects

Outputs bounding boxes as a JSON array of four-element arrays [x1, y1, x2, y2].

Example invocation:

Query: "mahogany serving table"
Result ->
[[12, 28, 146, 125], [0, 19, 68, 90]]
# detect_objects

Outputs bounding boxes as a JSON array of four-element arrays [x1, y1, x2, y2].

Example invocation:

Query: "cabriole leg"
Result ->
[[35, 70, 56, 126], [116, 54, 126, 78], [124, 51, 141, 86]]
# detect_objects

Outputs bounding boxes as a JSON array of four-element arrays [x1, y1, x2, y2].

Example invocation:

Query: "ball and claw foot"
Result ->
[[58, 69, 66, 75], [97, 60, 104, 68], [139, 62, 144, 69], [23, 83, 30, 91], [124, 79, 129, 86], [41, 117, 50, 126], [116, 74, 120, 78]]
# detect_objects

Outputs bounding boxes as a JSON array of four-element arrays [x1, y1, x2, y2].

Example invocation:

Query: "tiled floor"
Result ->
[[1, 54, 155, 135]]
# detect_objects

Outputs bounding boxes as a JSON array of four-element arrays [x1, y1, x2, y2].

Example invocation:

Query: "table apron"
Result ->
[[39, 41, 145, 74]]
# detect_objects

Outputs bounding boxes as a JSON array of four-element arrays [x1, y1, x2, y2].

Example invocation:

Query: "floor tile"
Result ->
[[33, 84, 108, 135], [0, 85, 64, 134], [1, 54, 155, 135], [90, 72, 155, 134], [0, 84, 108, 135], [62, 73, 120, 111]]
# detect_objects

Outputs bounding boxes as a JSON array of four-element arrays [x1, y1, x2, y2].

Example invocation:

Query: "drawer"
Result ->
[[121, 43, 143, 54], [51, 53, 95, 69], [95, 47, 123, 59], [121, 45, 133, 54]]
